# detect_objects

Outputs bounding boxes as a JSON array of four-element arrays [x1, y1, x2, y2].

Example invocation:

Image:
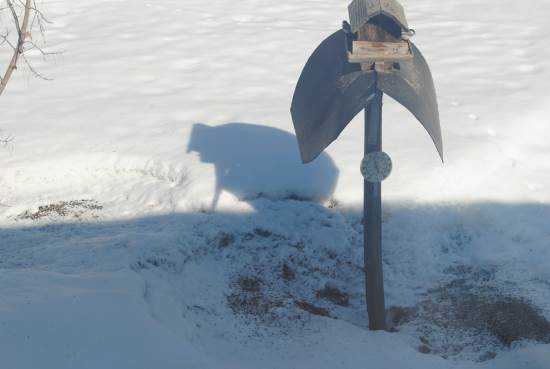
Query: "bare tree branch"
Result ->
[[0, 130, 14, 145], [21, 52, 52, 80], [0, 0, 31, 96], [0, 0, 52, 149]]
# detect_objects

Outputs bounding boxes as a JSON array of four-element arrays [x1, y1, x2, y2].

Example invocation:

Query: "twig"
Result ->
[[0, 0, 31, 96], [0, 132, 14, 145]]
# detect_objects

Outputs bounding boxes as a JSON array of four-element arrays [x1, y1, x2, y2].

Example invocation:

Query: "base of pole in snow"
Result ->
[[364, 89, 386, 331]]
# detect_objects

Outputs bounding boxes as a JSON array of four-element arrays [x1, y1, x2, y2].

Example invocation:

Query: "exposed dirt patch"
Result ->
[[461, 295, 550, 346], [327, 198, 340, 209], [17, 200, 103, 220], [217, 232, 236, 248], [226, 270, 337, 324], [214, 213, 550, 363], [386, 306, 417, 331], [418, 345, 431, 354], [238, 276, 263, 293], [221, 223, 361, 328], [295, 300, 331, 317], [253, 228, 272, 238], [316, 285, 350, 307], [216, 224, 550, 363], [131, 257, 183, 273], [227, 276, 282, 319], [412, 266, 550, 361], [281, 263, 296, 282]]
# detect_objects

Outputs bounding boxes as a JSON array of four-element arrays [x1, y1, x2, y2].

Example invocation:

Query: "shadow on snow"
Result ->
[[186, 122, 339, 211], [1, 199, 550, 362]]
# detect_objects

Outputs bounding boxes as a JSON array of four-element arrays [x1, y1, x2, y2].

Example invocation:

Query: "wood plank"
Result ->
[[348, 40, 413, 63]]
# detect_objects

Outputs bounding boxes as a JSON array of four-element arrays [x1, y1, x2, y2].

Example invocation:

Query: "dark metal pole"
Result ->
[[364, 87, 386, 331]]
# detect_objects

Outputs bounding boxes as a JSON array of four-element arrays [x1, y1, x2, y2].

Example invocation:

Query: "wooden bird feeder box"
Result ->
[[347, 40, 413, 64], [347, 0, 414, 71]]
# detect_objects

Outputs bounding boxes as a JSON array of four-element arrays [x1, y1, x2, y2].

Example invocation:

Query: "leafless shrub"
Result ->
[[0, 129, 14, 145], [0, 0, 52, 94], [0, 0, 53, 145]]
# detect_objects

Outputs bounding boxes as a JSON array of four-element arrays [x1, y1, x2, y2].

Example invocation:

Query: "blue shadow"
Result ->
[[187, 123, 339, 210]]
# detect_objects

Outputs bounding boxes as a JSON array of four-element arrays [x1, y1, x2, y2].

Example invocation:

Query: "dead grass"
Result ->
[[414, 266, 550, 361], [294, 300, 331, 317], [316, 285, 350, 307], [17, 200, 103, 220]]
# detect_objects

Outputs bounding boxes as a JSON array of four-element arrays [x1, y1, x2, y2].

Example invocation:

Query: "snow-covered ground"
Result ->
[[1, 0, 550, 368]]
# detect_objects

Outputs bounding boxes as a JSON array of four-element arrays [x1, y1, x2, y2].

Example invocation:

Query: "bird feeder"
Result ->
[[347, 0, 414, 71], [290, 0, 443, 331]]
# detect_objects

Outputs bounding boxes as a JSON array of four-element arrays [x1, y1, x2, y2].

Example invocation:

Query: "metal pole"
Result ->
[[364, 87, 386, 331]]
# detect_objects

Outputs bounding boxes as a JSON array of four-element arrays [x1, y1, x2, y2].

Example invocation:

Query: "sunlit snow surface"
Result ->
[[1, 0, 550, 368]]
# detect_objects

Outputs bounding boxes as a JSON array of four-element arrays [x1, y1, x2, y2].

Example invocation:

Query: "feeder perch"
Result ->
[[347, 40, 413, 64]]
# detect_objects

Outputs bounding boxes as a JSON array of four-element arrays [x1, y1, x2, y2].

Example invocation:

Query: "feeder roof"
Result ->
[[348, 0, 409, 33]]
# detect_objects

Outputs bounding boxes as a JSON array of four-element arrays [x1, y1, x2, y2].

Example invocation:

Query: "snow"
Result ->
[[0, 271, 206, 369], [1, 0, 550, 368]]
